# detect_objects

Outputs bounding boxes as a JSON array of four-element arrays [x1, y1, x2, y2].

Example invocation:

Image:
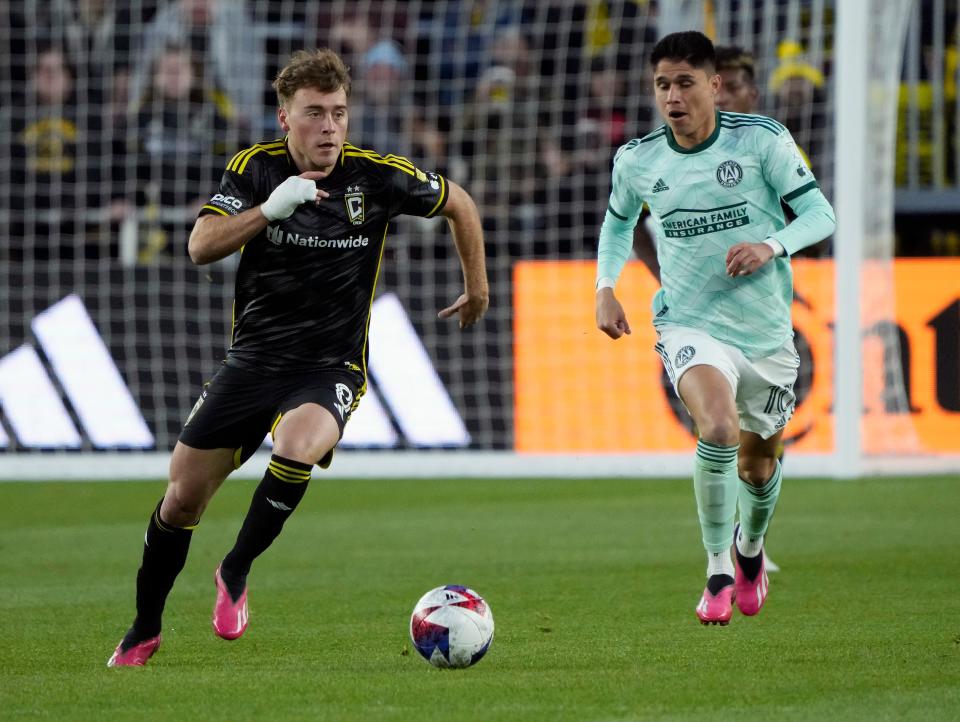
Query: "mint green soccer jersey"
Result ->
[[607, 111, 820, 359]]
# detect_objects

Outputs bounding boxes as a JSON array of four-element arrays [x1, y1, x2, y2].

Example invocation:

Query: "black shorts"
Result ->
[[178, 363, 364, 468]]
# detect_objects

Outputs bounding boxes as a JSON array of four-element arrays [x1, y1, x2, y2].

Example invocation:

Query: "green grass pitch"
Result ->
[[1, 475, 958, 721]]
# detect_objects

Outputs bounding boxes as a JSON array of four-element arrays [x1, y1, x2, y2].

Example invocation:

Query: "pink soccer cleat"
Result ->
[[107, 634, 161, 667], [734, 539, 769, 616], [695, 582, 734, 625], [212, 564, 249, 640]]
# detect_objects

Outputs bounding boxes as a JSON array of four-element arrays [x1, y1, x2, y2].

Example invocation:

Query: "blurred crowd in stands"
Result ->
[[2, 0, 955, 263]]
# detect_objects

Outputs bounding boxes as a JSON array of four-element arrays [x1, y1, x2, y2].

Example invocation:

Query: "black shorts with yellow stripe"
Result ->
[[178, 362, 363, 469]]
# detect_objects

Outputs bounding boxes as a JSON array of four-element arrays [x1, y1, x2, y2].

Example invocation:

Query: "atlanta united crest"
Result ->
[[345, 186, 364, 225], [716, 160, 743, 188], [674, 345, 696, 368]]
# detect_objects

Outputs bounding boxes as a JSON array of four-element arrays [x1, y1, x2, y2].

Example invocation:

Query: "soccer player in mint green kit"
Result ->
[[595, 31, 835, 625]]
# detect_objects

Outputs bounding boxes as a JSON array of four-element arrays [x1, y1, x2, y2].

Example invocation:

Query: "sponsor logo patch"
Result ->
[[265, 224, 369, 249]]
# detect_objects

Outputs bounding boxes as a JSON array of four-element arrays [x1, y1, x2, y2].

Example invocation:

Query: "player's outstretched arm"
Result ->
[[596, 287, 631, 340], [188, 172, 329, 265], [438, 181, 489, 329]]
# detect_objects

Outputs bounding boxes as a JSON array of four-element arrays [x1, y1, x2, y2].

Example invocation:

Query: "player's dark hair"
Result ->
[[715, 45, 756, 84], [273, 48, 352, 106], [650, 31, 716, 72]]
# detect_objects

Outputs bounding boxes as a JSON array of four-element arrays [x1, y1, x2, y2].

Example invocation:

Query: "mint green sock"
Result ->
[[737, 459, 783, 543], [693, 440, 739, 554]]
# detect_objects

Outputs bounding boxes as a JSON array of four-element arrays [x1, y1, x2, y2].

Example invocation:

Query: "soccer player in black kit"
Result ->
[[108, 49, 489, 667]]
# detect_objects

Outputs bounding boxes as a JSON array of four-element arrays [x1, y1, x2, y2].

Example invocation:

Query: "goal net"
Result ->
[[0, 0, 955, 479]]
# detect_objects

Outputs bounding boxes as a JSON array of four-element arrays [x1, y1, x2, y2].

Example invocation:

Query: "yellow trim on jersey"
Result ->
[[270, 412, 283, 438], [227, 140, 286, 173], [201, 204, 229, 216], [228, 146, 259, 172], [238, 143, 286, 175], [344, 152, 417, 177], [358, 225, 390, 397], [343, 144, 418, 177], [426, 174, 447, 217], [345, 151, 416, 172], [233, 447, 243, 470], [226, 149, 247, 170]]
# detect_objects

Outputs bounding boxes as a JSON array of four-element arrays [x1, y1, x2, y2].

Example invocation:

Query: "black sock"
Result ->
[[126, 501, 194, 648], [706, 573, 734, 595], [220, 455, 311, 599], [735, 544, 764, 581]]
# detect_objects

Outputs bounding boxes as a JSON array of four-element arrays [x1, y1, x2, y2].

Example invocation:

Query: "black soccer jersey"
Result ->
[[199, 139, 449, 374]]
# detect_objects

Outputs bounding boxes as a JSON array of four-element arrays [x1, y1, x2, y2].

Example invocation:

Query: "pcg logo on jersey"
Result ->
[[210, 193, 244, 209], [716, 160, 743, 188], [345, 185, 364, 225]]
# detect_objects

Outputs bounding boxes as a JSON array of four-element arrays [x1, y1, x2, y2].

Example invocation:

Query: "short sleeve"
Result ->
[[379, 155, 448, 219], [761, 128, 820, 205], [198, 150, 261, 218]]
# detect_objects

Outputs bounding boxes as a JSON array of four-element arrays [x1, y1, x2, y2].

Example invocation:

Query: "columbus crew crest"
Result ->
[[345, 185, 364, 225]]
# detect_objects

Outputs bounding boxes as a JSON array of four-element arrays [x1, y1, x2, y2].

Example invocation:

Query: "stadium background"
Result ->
[[1, 0, 958, 471]]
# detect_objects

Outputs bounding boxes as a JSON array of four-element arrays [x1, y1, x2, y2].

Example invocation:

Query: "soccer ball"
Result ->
[[409, 585, 494, 668]]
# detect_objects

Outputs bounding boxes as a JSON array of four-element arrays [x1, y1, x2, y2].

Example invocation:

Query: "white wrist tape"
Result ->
[[763, 238, 786, 257], [260, 176, 319, 221]]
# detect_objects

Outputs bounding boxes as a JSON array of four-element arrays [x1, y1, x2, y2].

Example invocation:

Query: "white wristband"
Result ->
[[763, 238, 786, 257], [596, 277, 616, 291]]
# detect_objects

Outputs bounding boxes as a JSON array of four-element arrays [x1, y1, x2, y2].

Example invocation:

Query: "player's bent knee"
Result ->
[[738, 456, 777, 486], [160, 486, 207, 526], [696, 416, 740, 447], [273, 436, 334, 467]]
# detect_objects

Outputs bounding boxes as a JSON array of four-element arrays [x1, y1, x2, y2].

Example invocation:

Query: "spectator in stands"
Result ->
[[769, 40, 827, 177], [129, 44, 239, 261], [129, 0, 262, 133], [462, 26, 543, 252], [6, 44, 117, 260], [324, 8, 377, 70], [715, 45, 760, 115], [535, 55, 629, 257], [416, 0, 525, 132], [350, 40, 413, 158]]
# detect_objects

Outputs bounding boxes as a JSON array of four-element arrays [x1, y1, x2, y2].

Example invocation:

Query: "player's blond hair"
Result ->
[[273, 48, 352, 106]]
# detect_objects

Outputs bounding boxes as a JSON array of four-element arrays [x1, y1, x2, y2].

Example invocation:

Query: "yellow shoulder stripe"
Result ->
[[345, 146, 416, 170], [228, 140, 287, 174], [427, 174, 447, 217], [344, 151, 416, 177]]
